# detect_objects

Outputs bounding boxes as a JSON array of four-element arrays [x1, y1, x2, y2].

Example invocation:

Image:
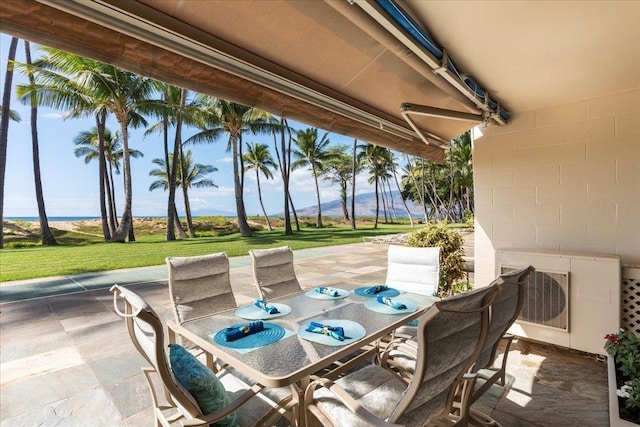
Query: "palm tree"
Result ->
[[351, 138, 358, 230], [16, 48, 160, 242], [271, 117, 298, 234], [357, 143, 390, 229], [0, 36, 19, 249], [292, 128, 335, 228], [149, 150, 217, 233], [321, 144, 355, 222], [187, 97, 277, 237], [146, 85, 203, 238], [22, 40, 56, 245], [243, 142, 277, 231], [73, 127, 143, 232]]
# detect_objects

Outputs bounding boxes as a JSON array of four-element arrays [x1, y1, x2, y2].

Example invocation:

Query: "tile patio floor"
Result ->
[[0, 241, 609, 426]]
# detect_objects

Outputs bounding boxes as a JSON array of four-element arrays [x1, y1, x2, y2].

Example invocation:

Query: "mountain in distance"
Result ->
[[275, 191, 424, 218]]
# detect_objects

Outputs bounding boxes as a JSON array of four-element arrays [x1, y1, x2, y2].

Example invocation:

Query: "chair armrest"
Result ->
[[181, 384, 264, 426], [304, 377, 403, 427]]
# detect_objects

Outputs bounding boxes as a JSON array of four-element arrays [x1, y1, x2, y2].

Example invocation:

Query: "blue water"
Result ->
[[6, 216, 101, 221]]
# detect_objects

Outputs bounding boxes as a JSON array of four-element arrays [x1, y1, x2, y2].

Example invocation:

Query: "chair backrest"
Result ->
[[110, 284, 202, 418], [249, 246, 302, 300], [166, 252, 237, 324], [390, 282, 499, 424], [385, 245, 440, 296], [475, 265, 535, 370]]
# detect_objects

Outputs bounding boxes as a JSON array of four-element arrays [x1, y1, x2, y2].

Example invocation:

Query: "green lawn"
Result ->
[[1, 223, 420, 282]]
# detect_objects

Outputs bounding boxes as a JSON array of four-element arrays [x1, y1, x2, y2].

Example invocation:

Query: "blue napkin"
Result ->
[[305, 321, 346, 341], [223, 320, 264, 341], [376, 295, 407, 310], [254, 299, 280, 314], [315, 287, 339, 297], [364, 285, 389, 295]]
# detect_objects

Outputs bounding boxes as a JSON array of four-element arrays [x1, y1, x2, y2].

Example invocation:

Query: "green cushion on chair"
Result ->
[[168, 343, 237, 427]]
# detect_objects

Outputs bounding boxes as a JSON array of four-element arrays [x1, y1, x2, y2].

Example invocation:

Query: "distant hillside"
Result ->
[[276, 191, 423, 218]]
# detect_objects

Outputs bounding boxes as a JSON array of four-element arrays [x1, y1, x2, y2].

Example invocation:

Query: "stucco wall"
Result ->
[[473, 88, 640, 287]]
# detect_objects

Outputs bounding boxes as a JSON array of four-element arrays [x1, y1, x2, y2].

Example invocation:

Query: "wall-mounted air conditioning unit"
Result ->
[[496, 249, 621, 356]]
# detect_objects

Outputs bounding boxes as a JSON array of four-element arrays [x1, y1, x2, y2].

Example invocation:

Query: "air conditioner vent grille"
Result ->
[[502, 267, 569, 331]]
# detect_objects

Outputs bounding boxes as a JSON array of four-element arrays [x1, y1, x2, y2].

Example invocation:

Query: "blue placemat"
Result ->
[[353, 285, 400, 298], [364, 298, 418, 314], [235, 303, 291, 320], [213, 322, 285, 350], [298, 319, 366, 346], [304, 287, 350, 300]]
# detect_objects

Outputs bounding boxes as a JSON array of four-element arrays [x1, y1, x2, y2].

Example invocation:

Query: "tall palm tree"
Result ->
[[271, 118, 299, 234], [321, 144, 355, 222], [146, 85, 203, 238], [357, 143, 390, 229], [22, 41, 56, 245], [243, 142, 277, 231], [292, 128, 335, 228], [16, 48, 160, 242], [351, 138, 358, 230], [0, 36, 19, 249], [73, 127, 143, 232], [149, 150, 217, 233], [187, 97, 277, 237]]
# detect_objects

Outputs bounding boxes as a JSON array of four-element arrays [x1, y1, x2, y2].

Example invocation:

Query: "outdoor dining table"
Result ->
[[168, 282, 438, 426]]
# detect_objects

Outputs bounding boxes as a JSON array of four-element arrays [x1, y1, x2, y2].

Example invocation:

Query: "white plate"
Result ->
[[235, 303, 291, 320], [298, 319, 366, 346], [364, 298, 418, 314], [304, 287, 350, 300]]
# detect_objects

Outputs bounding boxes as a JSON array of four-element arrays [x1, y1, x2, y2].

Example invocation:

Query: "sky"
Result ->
[[1, 34, 387, 219]]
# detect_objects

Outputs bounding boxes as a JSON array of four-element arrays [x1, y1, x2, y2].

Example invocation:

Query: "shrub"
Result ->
[[406, 222, 466, 297]]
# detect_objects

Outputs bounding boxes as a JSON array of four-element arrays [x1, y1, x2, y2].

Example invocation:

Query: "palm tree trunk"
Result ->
[[255, 170, 272, 230], [232, 136, 252, 237], [374, 177, 380, 229], [173, 205, 187, 238], [274, 118, 292, 234], [25, 41, 56, 246], [288, 192, 300, 231], [350, 138, 357, 230], [162, 100, 175, 241], [380, 182, 389, 224], [109, 121, 133, 242], [340, 181, 349, 221], [312, 165, 323, 228], [107, 162, 118, 231], [392, 161, 414, 227], [0, 37, 18, 249], [95, 112, 111, 240]]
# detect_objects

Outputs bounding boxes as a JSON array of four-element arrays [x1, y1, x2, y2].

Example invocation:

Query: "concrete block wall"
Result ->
[[473, 88, 640, 287]]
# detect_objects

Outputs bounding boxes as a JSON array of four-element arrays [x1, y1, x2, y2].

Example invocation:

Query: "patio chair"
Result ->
[[385, 244, 440, 296], [455, 265, 535, 426], [166, 252, 237, 366], [303, 281, 499, 427], [110, 284, 292, 427], [249, 246, 302, 300]]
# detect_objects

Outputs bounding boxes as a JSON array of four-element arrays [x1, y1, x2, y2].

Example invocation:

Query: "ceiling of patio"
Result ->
[[1, 0, 639, 162]]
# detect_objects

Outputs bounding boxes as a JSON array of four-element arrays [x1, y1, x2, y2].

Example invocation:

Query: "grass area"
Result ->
[[1, 219, 423, 282]]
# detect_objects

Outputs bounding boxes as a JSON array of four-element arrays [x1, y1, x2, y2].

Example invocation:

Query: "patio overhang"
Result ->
[[1, 0, 638, 162]]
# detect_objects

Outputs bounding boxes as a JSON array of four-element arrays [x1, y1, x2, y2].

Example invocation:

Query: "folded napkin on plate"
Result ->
[[305, 321, 347, 341], [364, 284, 389, 294], [223, 320, 264, 341], [376, 295, 407, 310], [315, 287, 339, 297], [254, 299, 280, 314]]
